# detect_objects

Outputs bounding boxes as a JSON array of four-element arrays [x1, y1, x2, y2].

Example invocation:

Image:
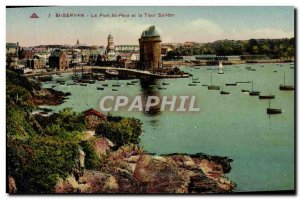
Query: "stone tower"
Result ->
[[106, 34, 116, 60], [106, 34, 115, 53], [139, 26, 162, 70]]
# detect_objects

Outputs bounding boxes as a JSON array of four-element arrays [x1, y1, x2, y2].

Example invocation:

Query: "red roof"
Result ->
[[84, 108, 107, 120]]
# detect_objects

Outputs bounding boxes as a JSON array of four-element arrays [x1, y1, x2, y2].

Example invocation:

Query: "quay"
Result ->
[[24, 66, 190, 79]]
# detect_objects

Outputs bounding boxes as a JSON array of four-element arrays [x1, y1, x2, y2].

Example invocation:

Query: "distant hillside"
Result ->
[[165, 38, 294, 59]]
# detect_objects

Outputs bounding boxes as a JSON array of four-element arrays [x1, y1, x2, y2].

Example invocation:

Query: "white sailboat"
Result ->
[[218, 61, 224, 74]]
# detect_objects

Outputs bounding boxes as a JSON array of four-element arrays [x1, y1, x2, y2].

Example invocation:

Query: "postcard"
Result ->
[[6, 6, 295, 194]]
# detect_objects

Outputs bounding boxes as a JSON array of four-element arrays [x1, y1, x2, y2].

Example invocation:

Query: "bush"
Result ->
[[81, 141, 101, 170], [96, 118, 143, 148], [7, 137, 80, 193]]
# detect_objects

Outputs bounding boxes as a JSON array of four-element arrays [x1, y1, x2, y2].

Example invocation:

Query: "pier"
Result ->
[[25, 66, 190, 79]]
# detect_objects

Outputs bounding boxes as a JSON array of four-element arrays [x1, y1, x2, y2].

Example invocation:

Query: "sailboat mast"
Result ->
[[211, 73, 212, 85], [268, 98, 271, 109], [283, 72, 286, 86], [251, 81, 253, 92]]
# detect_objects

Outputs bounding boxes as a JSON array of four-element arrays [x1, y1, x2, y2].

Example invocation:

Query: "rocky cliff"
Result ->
[[54, 139, 236, 194]]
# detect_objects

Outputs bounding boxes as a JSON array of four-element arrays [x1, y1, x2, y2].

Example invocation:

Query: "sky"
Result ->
[[6, 6, 295, 47]]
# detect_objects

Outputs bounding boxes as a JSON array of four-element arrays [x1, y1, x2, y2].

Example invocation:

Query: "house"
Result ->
[[48, 50, 69, 70], [27, 55, 46, 69], [83, 108, 107, 129], [6, 42, 20, 68]]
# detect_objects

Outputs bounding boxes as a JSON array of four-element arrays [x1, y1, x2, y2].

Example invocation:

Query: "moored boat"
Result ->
[[279, 72, 294, 91], [259, 94, 275, 99], [226, 83, 237, 86], [218, 61, 224, 74], [207, 73, 220, 90], [249, 81, 260, 96], [267, 99, 282, 114], [188, 83, 197, 86], [220, 84, 230, 95]]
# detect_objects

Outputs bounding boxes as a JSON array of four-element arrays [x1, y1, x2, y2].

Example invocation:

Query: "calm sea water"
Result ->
[[41, 63, 295, 192]]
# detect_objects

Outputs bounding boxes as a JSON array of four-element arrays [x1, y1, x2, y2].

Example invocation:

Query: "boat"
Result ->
[[105, 69, 119, 76], [189, 74, 194, 77], [162, 82, 171, 85], [249, 81, 260, 96], [208, 74, 220, 90], [97, 87, 104, 90], [188, 83, 197, 86], [192, 81, 200, 83], [112, 84, 121, 87], [80, 83, 87, 86], [251, 69, 256, 71], [241, 89, 250, 92], [202, 84, 208, 87], [218, 61, 224, 74], [102, 84, 108, 87], [226, 83, 237, 86], [112, 89, 118, 91], [208, 85, 220, 90], [290, 67, 294, 69], [249, 91, 260, 96], [279, 72, 294, 90], [127, 83, 135, 85], [236, 81, 251, 84], [274, 71, 277, 73], [267, 99, 282, 114], [131, 80, 138, 83], [158, 87, 167, 90], [220, 84, 230, 95], [259, 93, 275, 99], [192, 78, 199, 80]]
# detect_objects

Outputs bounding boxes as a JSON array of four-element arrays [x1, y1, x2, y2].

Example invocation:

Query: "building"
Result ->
[[106, 34, 116, 61], [27, 55, 46, 69], [83, 108, 107, 129], [6, 42, 20, 68], [115, 45, 139, 52], [48, 50, 69, 70], [195, 55, 241, 61], [139, 26, 162, 70]]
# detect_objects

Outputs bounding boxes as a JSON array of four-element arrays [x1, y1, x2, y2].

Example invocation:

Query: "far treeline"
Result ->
[[165, 38, 295, 59]]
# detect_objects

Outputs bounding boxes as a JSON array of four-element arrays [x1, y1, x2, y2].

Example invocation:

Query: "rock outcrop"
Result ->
[[32, 88, 69, 106], [54, 143, 236, 193]]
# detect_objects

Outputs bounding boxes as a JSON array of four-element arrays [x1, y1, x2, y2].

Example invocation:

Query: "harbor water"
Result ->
[[41, 63, 295, 192]]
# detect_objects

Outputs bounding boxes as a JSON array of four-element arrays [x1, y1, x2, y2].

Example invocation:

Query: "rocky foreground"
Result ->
[[54, 137, 236, 194], [31, 88, 71, 106]]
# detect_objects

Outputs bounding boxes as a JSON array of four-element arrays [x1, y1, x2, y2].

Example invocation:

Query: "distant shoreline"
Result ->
[[24, 59, 294, 77], [162, 59, 294, 67]]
